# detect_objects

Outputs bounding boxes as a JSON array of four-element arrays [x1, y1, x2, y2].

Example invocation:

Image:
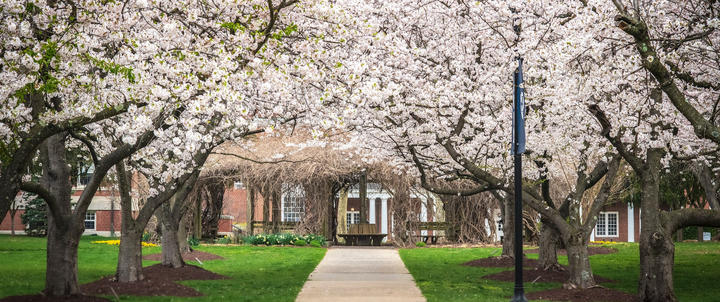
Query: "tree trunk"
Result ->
[[564, 239, 595, 289], [698, 226, 704, 242], [160, 218, 185, 268], [116, 229, 144, 282], [638, 149, 677, 302], [45, 218, 82, 296], [10, 210, 15, 236], [359, 172, 367, 223], [337, 188, 348, 243], [178, 217, 191, 253], [537, 220, 562, 271], [272, 189, 281, 233], [247, 186, 255, 235], [501, 198, 515, 258], [262, 187, 270, 233]]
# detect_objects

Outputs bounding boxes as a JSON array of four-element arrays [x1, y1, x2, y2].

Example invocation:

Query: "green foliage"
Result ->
[[141, 232, 151, 242], [415, 241, 426, 247], [20, 196, 47, 237], [241, 233, 325, 246], [309, 240, 322, 248], [188, 236, 200, 247], [82, 53, 136, 83], [293, 240, 307, 247], [215, 235, 231, 244]]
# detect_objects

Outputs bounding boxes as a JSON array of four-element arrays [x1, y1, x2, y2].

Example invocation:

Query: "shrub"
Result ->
[[303, 234, 326, 246], [416, 241, 426, 247], [188, 236, 200, 247], [142, 232, 151, 242], [21, 196, 47, 237], [215, 235, 231, 244], [309, 240, 323, 248], [294, 239, 307, 246]]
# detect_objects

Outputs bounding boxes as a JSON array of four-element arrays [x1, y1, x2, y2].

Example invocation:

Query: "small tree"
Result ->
[[21, 195, 47, 237]]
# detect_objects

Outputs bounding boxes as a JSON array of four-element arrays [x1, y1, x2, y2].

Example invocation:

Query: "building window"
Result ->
[[77, 164, 95, 187], [595, 211, 618, 237], [282, 185, 305, 222], [84, 212, 96, 230], [233, 181, 244, 190], [346, 211, 360, 230]]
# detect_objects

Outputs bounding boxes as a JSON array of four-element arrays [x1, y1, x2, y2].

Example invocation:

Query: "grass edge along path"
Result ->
[[399, 242, 720, 302], [0, 235, 326, 302]]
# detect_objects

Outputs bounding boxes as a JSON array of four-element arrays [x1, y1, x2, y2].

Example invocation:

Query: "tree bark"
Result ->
[[336, 187, 348, 242], [247, 186, 255, 235], [501, 197, 515, 258], [116, 229, 144, 282], [359, 172, 367, 223], [262, 186, 270, 233], [537, 219, 562, 271], [564, 239, 595, 289], [638, 148, 677, 302], [272, 189, 281, 233], [160, 216, 185, 268]]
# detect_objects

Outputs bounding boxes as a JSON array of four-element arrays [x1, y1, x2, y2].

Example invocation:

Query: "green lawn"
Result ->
[[0, 235, 326, 301], [399, 242, 720, 302]]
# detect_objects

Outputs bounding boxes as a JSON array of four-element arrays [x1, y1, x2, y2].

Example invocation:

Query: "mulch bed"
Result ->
[[524, 247, 618, 256], [525, 287, 640, 302], [80, 264, 229, 297], [0, 295, 110, 302], [482, 268, 614, 284], [142, 250, 224, 262], [463, 256, 540, 268]]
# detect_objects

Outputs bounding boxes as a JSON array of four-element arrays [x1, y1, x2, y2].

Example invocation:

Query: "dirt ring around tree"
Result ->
[[0, 295, 110, 302], [525, 286, 640, 302], [482, 268, 614, 284], [524, 246, 618, 256], [80, 263, 229, 297], [463, 256, 540, 268], [142, 250, 224, 262]]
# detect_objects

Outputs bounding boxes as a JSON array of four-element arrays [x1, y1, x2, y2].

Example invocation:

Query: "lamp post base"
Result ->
[[510, 293, 528, 302]]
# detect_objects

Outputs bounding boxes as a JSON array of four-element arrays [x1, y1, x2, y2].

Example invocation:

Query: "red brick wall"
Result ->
[[0, 210, 26, 231], [93, 210, 122, 232], [594, 202, 628, 242], [218, 218, 232, 233], [223, 189, 247, 223]]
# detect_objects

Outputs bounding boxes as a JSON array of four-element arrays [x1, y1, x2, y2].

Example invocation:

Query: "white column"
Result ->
[[381, 198, 388, 234], [628, 203, 635, 242], [369, 197, 376, 224]]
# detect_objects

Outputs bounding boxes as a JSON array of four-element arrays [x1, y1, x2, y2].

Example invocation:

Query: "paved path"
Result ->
[[296, 247, 426, 302]]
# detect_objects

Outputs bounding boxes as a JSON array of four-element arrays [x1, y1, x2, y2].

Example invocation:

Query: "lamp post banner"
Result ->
[[512, 58, 526, 155]]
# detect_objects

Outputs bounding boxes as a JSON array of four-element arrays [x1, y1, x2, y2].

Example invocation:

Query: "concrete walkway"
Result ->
[[296, 247, 426, 302]]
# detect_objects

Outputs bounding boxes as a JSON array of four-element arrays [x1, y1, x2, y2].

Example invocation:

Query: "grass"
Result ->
[[0, 235, 326, 301], [399, 242, 720, 302]]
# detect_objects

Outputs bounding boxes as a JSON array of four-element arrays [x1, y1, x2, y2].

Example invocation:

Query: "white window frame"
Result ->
[[233, 181, 244, 190], [281, 185, 305, 222], [346, 211, 360, 230], [84, 211, 96, 230], [595, 211, 619, 238]]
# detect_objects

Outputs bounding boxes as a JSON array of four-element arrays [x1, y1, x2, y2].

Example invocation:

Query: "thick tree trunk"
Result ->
[[45, 218, 82, 296], [116, 229, 144, 282], [272, 189, 281, 233], [10, 210, 15, 236], [247, 186, 255, 235], [161, 218, 185, 268], [501, 198, 515, 258], [359, 172, 367, 223], [697, 226, 704, 242], [178, 217, 191, 253], [638, 149, 677, 302], [537, 220, 562, 271], [563, 237, 595, 289], [337, 188, 348, 242], [262, 187, 270, 233]]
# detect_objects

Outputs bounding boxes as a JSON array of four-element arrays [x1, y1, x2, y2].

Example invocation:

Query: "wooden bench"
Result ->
[[338, 223, 387, 246], [415, 221, 448, 244]]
